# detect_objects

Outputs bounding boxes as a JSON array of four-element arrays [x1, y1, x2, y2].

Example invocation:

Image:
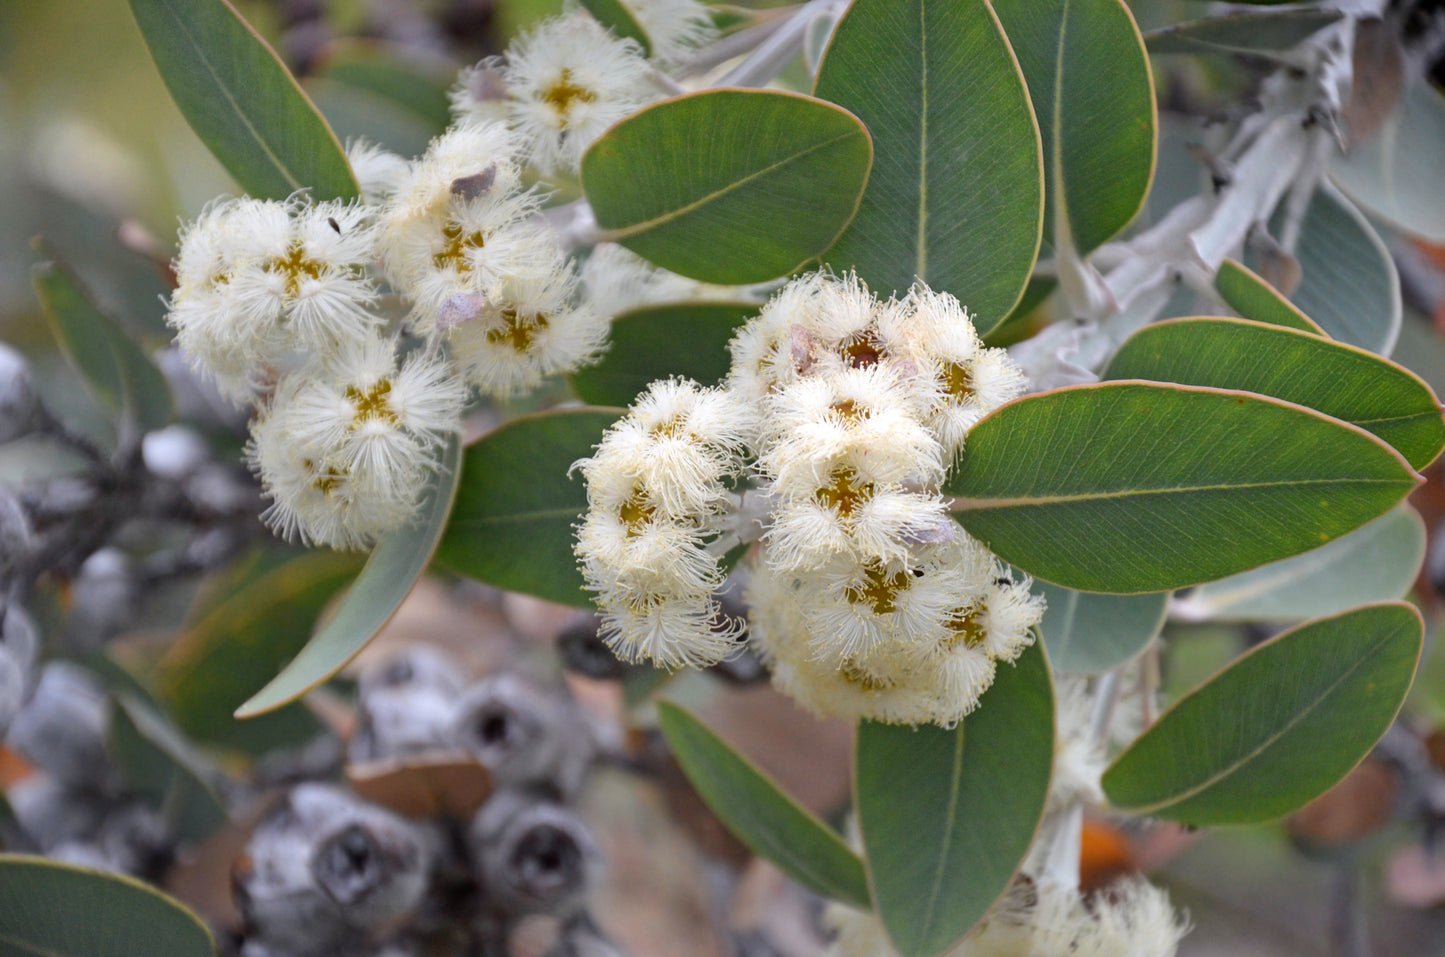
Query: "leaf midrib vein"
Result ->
[[603, 131, 858, 238], [952, 475, 1409, 511], [150, 0, 305, 193]]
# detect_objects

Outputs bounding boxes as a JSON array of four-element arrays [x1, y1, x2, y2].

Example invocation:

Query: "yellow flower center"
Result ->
[[433, 222, 487, 273], [542, 69, 597, 121], [840, 659, 895, 692], [485, 307, 548, 352], [942, 361, 975, 401], [268, 242, 323, 299], [814, 466, 874, 518], [345, 379, 398, 426], [618, 487, 655, 536], [845, 561, 913, 616], [945, 604, 988, 649]]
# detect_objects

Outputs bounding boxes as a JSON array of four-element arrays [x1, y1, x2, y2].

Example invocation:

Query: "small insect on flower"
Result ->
[[452, 14, 657, 177]]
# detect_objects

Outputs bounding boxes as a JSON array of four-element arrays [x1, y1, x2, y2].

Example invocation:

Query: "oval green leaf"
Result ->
[[435, 408, 623, 608], [856, 640, 1054, 957], [1103, 602, 1422, 825], [109, 694, 229, 844], [569, 301, 755, 407], [813, 0, 1043, 329], [156, 550, 362, 755], [1145, 9, 1343, 57], [1176, 505, 1426, 624], [992, 0, 1156, 257], [1104, 317, 1445, 470], [1260, 182, 1401, 355], [947, 382, 1421, 594], [582, 90, 872, 285], [578, 0, 652, 56], [657, 701, 870, 909], [33, 258, 173, 444], [316, 42, 454, 134], [1331, 82, 1445, 244], [128, 0, 359, 201], [0, 854, 215, 957], [1214, 258, 1325, 335], [1036, 581, 1167, 674], [237, 434, 462, 718]]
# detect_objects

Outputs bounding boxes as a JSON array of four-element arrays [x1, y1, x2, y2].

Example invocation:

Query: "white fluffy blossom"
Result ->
[[611, 0, 718, 66], [825, 879, 1188, 957], [248, 335, 466, 550], [451, 15, 657, 177], [346, 139, 411, 206], [575, 379, 755, 668], [376, 121, 606, 395], [168, 196, 380, 402]]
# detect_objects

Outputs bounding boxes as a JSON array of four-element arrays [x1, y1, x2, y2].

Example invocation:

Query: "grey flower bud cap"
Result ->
[[0, 343, 39, 445], [469, 789, 601, 917], [0, 604, 39, 738]]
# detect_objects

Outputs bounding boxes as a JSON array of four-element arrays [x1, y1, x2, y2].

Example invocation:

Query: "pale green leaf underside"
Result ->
[[237, 434, 463, 717], [128, 0, 358, 201], [1036, 581, 1167, 673]]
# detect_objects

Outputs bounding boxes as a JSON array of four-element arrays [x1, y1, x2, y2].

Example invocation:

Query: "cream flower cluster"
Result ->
[[448, 1, 716, 178], [575, 271, 1040, 726], [825, 878, 1188, 957], [574, 378, 754, 668]]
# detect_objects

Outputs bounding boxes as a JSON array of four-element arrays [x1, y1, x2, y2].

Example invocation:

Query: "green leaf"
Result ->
[[436, 408, 622, 607], [1214, 258, 1325, 335], [1102, 603, 1422, 825], [856, 640, 1054, 957], [1331, 83, 1445, 244], [236, 434, 462, 718], [155, 550, 363, 755], [127, 0, 358, 201], [569, 302, 755, 407], [32, 258, 173, 442], [578, 0, 652, 55], [1036, 582, 1167, 674], [1145, 9, 1344, 57], [1177, 505, 1426, 624], [109, 694, 229, 845], [316, 42, 453, 134], [307, 78, 441, 161], [0, 854, 215, 957], [992, 0, 1156, 257], [582, 90, 872, 285], [813, 0, 1043, 329], [1104, 317, 1445, 470], [657, 702, 869, 908], [1263, 182, 1400, 355], [947, 382, 1421, 593]]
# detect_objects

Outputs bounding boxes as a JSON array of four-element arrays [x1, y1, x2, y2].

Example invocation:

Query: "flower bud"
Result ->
[[0, 488, 32, 580], [0, 603, 39, 738], [6, 661, 116, 792], [66, 548, 137, 650], [468, 789, 601, 917], [0, 343, 40, 444]]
